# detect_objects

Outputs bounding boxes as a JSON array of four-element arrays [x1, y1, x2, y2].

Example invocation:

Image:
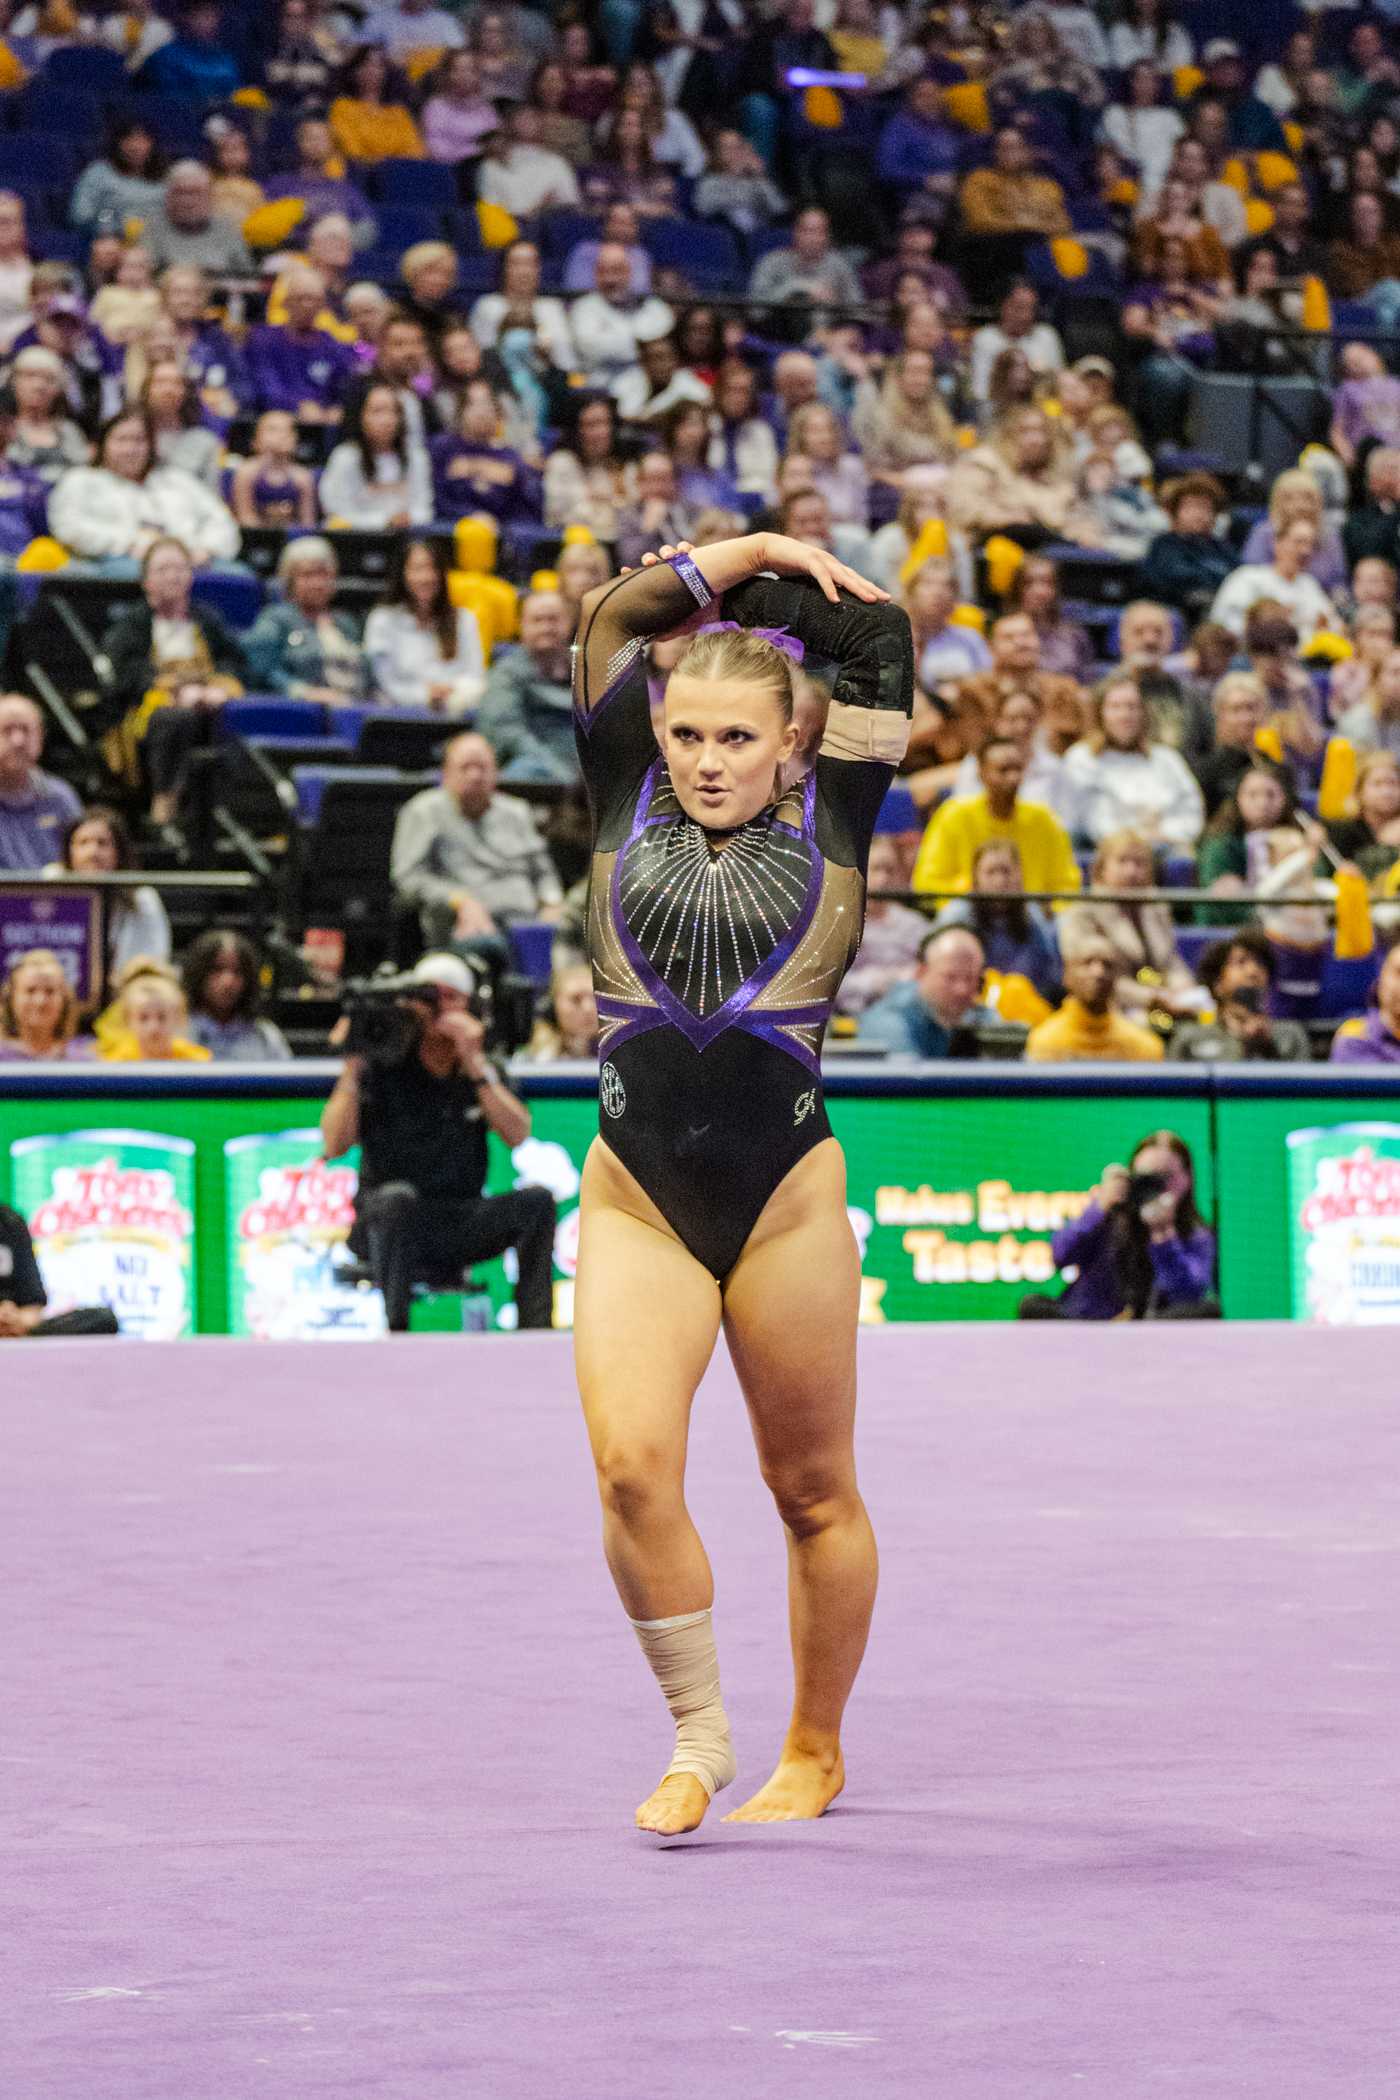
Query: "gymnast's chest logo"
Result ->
[[793, 1088, 817, 1126], [599, 1062, 626, 1119]]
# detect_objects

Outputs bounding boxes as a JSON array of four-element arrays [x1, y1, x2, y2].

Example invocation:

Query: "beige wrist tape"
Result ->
[[629, 1607, 737, 1800]]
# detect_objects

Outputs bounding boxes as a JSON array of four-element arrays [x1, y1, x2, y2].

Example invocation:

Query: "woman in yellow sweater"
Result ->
[[330, 45, 425, 165], [100, 961, 211, 1064]]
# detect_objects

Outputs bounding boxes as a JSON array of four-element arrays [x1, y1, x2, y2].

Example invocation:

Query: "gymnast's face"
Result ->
[[663, 675, 800, 830]]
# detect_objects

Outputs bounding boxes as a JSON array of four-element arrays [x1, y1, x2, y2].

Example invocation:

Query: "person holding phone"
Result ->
[[1019, 1130, 1217, 1319], [1169, 931, 1312, 1062]]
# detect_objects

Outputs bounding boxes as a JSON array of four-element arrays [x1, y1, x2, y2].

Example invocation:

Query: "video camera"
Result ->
[[340, 958, 536, 1068]]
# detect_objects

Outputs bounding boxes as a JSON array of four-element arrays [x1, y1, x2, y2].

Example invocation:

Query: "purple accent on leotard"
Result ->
[[609, 764, 824, 1056], [738, 1002, 831, 1075], [573, 555, 715, 731]]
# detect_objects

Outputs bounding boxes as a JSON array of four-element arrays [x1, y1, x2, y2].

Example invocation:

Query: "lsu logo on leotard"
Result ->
[[793, 1088, 817, 1127], [600, 1062, 627, 1119]]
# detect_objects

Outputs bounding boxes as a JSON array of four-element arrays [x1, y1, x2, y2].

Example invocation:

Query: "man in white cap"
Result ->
[[322, 951, 557, 1330], [1190, 43, 1287, 153]]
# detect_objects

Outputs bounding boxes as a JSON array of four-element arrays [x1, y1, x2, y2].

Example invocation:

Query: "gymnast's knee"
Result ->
[[762, 1462, 859, 1540], [594, 1442, 683, 1531], [364, 1179, 419, 1222]]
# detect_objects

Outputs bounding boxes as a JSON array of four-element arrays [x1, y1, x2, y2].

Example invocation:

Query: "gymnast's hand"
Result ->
[[749, 532, 891, 605]]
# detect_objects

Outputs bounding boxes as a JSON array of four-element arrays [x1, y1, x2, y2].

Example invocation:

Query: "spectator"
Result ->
[[100, 960, 210, 1062], [391, 729, 563, 951], [906, 559, 992, 687], [343, 309, 439, 450], [947, 406, 1097, 547], [0, 193, 32, 356], [614, 451, 697, 570], [477, 102, 581, 216], [1327, 605, 1398, 722], [553, 541, 610, 631], [866, 474, 952, 595], [70, 120, 166, 235], [1109, 0, 1194, 72], [1005, 554, 1093, 683], [329, 44, 425, 164], [159, 264, 247, 427], [948, 685, 1074, 824], [263, 117, 376, 238], [57, 805, 171, 979], [181, 929, 292, 1061], [561, 199, 653, 298], [143, 162, 252, 276], [958, 126, 1071, 241], [1102, 61, 1185, 198], [0, 694, 81, 871], [100, 536, 246, 825], [138, 359, 222, 489], [1329, 343, 1400, 468], [1116, 597, 1213, 760], [524, 960, 600, 1060], [1209, 520, 1340, 642], [50, 411, 240, 572], [208, 123, 265, 227], [583, 106, 679, 218], [1063, 673, 1206, 849], [474, 588, 576, 784], [1195, 758, 1306, 920], [245, 267, 357, 420], [569, 243, 674, 401], [1344, 447, 1400, 573], [1239, 469, 1347, 594], [877, 77, 962, 204], [244, 536, 372, 704], [1330, 938, 1400, 1064], [0, 1197, 118, 1336], [858, 924, 999, 1057], [364, 537, 486, 715], [692, 128, 787, 238], [1060, 828, 1202, 1020], [362, 0, 466, 67], [999, 4, 1106, 97], [707, 359, 779, 507], [319, 382, 432, 529], [834, 832, 928, 1016], [526, 58, 591, 166], [1325, 191, 1400, 301], [398, 241, 470, 347], [1025, 931, 1165, 1060], [959, 609, 1089, 755], [1140, 471, 1236, 617], [746, 206, 863, 317], [1237, 179, 1324, 296], [932, 838, 1062, 1004], [543, 392, 631, 538], [1335, 646, 1400, 762], [0, 950, 97, 1062], [1170, 929, 1312, 1061], [851, 350, 957, 489], [1191, 38, 1286, 151], [429, 379, 539, 528], [469, 239, 574, 368], [264, 9, 350, 114], [1027, 1132, 1214, 1315], [912, 735, 1082, 900], [88, 245, 163, 352], [1327, 750, 1400, 884], [615, 337, 712, 425], [4, 348, 89, 487], [228, 409, 318, 527], [134, 0, 241, 100], [968, 283, 1066, 407], [472, 7, 535, 101], [783, 402, 868, 529]]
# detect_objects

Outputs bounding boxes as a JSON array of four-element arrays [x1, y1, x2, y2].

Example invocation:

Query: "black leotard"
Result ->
[[573, 553, 913, 1279]]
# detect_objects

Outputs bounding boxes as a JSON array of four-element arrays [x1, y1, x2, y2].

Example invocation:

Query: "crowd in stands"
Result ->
[[0, 0, 1399, 1079]]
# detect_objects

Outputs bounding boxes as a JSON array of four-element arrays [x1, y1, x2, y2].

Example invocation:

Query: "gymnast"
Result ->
[[571, 533, 914, 1834]]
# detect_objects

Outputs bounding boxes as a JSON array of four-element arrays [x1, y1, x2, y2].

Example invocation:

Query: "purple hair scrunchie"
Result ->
[[694, 619, 806, 666]]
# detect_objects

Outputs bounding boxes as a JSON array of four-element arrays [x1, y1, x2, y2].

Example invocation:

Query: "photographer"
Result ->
[[1169, 931, 1312, 1062], [0, 1203, 119, 1337], [1020, 1131, 1217, 1321], [322, 954, 556, 1333]]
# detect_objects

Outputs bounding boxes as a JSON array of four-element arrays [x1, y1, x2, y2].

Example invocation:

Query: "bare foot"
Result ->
[[635, 1771, 713, 1835], [723, 1748, 844, 1824]]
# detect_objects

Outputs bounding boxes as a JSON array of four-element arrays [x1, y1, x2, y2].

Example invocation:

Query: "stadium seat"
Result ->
[[13, 85, 106, 146], [508, 921, 556, 986], [372, 158, 459, 210], [287, 767, 436, 971], [372, 204, 447, 253], [192, 570, 264, 631], [218, 698, 331, 742], [1315, 948, 1382, 1019], [873, 784, 920, 837], [41, 46, 128, 90], [641, 217, 742, 288], [1174, 928, 1216, 978], [0, 134, 81, 185]]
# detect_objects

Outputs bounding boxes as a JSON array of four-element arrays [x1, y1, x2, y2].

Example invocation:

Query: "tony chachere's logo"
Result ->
[[600, 1063, 626, 1119], [793, 1088, 817, 1127]]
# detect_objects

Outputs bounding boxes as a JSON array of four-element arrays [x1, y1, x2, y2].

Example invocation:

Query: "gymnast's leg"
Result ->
[[574, 1142, 731, 1835], [719, 1139, 874, 1823]]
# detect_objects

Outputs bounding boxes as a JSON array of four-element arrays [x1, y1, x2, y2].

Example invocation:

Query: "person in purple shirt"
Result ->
[[0, 394, 49, 560], [1024, 1131, 1218, 1320], [1330, 942, 1400, 1065], [0, 694, 81, 873], [262, 119, 377, 246], [429, 378, 540, 525], [876, 79, 963, 204], [245, 268, 357, 421], [1328, 343, 1400, 469]]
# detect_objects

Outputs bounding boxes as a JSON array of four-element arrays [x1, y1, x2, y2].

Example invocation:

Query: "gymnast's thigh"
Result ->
[[720, 1140, 862, 1487], [573, 1140, 724, 1482]]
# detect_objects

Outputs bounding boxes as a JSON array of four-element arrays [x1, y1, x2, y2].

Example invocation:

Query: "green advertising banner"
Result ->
[[1285, 1121, 1400, 1324], [224, 1131, 385, 1340], [11, 1129, 196, 1338]]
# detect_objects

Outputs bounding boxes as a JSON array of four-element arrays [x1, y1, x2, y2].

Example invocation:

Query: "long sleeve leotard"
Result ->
[[573, 552, 913, 1278]]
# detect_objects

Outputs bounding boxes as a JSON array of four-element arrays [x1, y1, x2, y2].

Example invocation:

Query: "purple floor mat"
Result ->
[[3, 1325, 1398, 2099]]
